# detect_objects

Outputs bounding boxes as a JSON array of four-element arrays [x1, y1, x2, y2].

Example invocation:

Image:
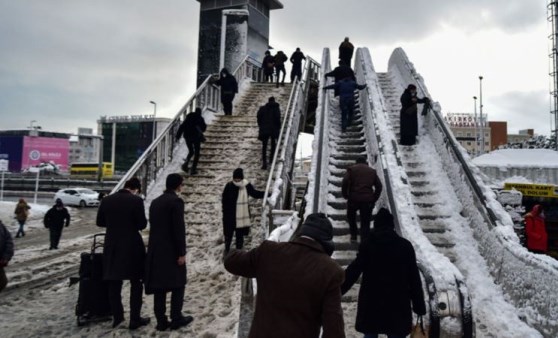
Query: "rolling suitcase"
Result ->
[[71, 233, 112, 326]]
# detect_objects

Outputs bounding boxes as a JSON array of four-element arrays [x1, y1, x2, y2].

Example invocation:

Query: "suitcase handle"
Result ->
[[92, 233, 105, 254]]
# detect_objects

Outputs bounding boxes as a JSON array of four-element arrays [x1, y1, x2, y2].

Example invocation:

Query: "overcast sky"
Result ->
[[0, 0, 552, 136]]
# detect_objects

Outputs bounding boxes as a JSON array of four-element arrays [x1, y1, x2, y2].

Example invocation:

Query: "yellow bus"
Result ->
[[70, 162, 113, 178]]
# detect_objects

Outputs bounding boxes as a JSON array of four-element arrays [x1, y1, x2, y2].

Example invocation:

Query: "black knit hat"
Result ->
[[233, 168, 244, 180], [55, 198, 63, 207], [374, 207, 394, 229], [300, 213, 335, 256]]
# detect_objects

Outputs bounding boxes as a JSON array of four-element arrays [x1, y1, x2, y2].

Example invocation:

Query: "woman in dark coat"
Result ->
[[341, 208, 426, 337], [176, 107, 207, 175], [96, 178, 149, 328], [262, 50, 275, 83], [400, 84, 429, 146], [222, 168, 265, 254], [145, 173, 193, 331], [214, 68, 238, 116]]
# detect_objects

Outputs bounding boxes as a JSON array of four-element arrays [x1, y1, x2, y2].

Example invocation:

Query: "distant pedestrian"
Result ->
[[145, 173, 194, 331], [400, 84, 429, 146], [339, 37, 354, 66], [342, 157, 383, 242], [224, 213, 346, 338], [524, 204, 548, 254], [96, 177, 150, 330], [290, 47, 307, 82], [176, 107, 207, 175], [323, 77, 367, 131], [341, 208, 426, 338], [274, 51, 288, 87], [325, 60, 356, 97], [0, 220, 14, 293], [257, 97, 281, 170], [221, 168, 265, 255], [262, 50, 275, 83], [43, 198, 70, 250], [14, 198, 30, 238], [214, 68, 238, 116]]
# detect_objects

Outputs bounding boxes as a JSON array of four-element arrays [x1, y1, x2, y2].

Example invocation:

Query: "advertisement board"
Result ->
[[504, 183, 558, 199], [21, 136, 69, 171]]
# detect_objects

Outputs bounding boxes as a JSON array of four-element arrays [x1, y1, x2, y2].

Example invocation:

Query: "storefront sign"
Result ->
[[504, 183, 558, 198]]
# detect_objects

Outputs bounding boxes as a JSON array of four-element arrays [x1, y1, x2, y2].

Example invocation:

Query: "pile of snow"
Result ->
[[473, 149, 558, 168]]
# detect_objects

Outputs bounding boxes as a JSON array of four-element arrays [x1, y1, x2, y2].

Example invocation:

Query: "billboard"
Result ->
[[21, 136, 69, 171]]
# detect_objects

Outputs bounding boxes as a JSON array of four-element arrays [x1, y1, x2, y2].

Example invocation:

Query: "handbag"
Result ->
[[411, 316, 428, 338]]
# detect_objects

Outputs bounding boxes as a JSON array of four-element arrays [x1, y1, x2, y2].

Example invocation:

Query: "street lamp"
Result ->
[[150, 101, 157, 142], [478, 76, 485, 155], [219, 9, 250, 71], [473, 96, 478, 157]]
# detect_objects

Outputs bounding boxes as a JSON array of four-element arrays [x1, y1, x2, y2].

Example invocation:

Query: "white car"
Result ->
[[54, 188, 100, 207]]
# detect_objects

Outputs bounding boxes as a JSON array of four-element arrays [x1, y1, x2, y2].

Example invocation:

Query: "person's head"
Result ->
[[338, 60, 346, 66], [55, 198, 63, 208], [265, 50, 270, 56], [166, 173, 184, 192], [531, 204, 543, 217], [355, 157, 367, 165], [344, 37, 350, 42], [299, 213, 335, 256], [374, 208, 394, 230], [296, 47, 300, 52], [233, 168, 244, 182], [194, 107, 202, 115], [407, 84, 417, 95], [220, 68, 229, 77], [268, 96, 275, 103], [124, 177, 142, 194], [18, 198, 25, 204]]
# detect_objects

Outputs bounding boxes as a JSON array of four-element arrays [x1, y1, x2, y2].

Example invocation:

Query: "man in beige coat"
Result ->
[[225, 213, 345, 338]]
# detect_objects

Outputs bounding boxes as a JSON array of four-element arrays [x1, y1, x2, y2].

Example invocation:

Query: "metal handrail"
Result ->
[[111, 55, 262, 194], [261, 56, 321, 236]]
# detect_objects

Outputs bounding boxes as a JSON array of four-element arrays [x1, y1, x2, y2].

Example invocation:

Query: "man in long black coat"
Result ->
[[338, 37, 354, 67], [96, 177, 149, 330], [341, 208, 426, 337], [176, 107, 207, 175], [214, 68, 238, 116], [222, 168, 265, 255], [43, 198, 70, 250], [290, 47, 306, 82], [145, 173, 193, 331], [257, 97, 281, 170], [400, 84, 429, 146]]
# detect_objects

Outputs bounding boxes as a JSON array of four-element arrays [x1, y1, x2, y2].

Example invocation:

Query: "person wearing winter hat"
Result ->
[[224, 213, 345, 337], [341, 208, 426, 337], [43, 198, 70, 250], [221, 168, 265, 255]]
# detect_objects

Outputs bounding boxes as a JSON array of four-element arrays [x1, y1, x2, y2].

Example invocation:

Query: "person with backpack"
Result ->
[[214, 68, 238, 116], [323, 77, 367, 131], [290, 47, 307, 82], [43, 198, 71, 250], [262, 50, 275, 83], [176, 108, 207, 175], [257, 97, 281, 170], [274, 51, 288, 87]]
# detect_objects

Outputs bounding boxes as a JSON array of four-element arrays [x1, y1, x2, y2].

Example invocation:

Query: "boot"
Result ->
[[190, 167, 197, 175], [129, 317, 150, 330], [170, 315, 194, 330], [181, 162, 189, 172]]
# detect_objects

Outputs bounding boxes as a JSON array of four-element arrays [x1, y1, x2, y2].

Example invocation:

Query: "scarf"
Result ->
[[233, 179, 251, 228]]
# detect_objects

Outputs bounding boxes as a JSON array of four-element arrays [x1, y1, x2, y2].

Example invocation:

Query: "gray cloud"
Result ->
[[490, 90, 551, 135]]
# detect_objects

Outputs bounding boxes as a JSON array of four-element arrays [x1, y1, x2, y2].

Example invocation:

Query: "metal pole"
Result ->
[[479, 76, 484, 155], [150, 101, 157, 142], [33, 169, 39, 204], [473, 96, 478, 157], [0, 171, 4, 202], [554, 1, 558, 150], [97, 135, 104, 182], [219, 12, 228, 71], [111, 122, 116, 171]]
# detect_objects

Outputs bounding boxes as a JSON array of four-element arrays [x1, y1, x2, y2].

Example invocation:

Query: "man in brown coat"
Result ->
[[224, 213, 345, 338], [342, 157, 383, 242]]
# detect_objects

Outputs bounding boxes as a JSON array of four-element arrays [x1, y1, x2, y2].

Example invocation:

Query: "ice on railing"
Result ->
[[267, 213, 299, 242]]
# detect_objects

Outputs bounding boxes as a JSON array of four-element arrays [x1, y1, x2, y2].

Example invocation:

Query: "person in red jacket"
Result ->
[[524, 204, 548, 254]]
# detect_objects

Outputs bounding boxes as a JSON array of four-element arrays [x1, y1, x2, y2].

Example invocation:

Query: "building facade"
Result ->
[[488, 121, 507, 150], [444, 113, 491, 155], [69, 128, 103, 164], [97, 115, 170, 173], [195, 0, 283, 86]]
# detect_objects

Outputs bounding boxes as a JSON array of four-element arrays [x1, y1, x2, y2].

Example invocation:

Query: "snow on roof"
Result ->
[[472, 149, 558, 168]]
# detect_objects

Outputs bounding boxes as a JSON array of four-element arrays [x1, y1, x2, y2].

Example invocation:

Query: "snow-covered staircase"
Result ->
[[325, 94, 367, 338], [177, 82, 293, 335], [377, 73, 458, 262]]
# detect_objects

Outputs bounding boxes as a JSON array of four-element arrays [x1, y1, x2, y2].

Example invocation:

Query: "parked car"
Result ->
[[23, 161, 61, 174], [54, 188, 100, 207]]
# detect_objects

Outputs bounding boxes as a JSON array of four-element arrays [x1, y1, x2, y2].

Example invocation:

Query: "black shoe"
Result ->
[[15, 235, 20, 238], [181, 163, 189, 172], [112, 316, 124, 328], [261, 164, 267, 170], [156, 320, 170, 331], [170, 316, 193, 330], [129, 317, 150, 330], [22, 231, 25, 237], [190, 169, 197, 175]]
